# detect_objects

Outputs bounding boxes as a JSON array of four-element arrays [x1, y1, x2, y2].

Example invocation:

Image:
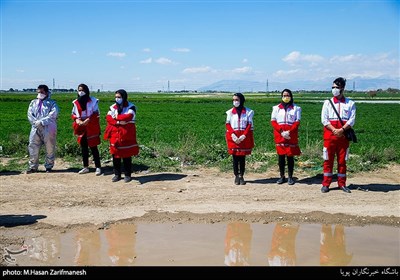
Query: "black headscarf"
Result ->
[[77, 83, 90, 111], [115, 89, 128, 114], [280, 88, 294, 110], [233, 92, 245, 115]]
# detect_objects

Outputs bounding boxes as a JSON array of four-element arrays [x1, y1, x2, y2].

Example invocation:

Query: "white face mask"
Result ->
[[78, 91, 86, 97], [37, 93, 46, 100], [233, 101, 240, 107], [332, 88, 341, 97], [115, 97, 123, 104]]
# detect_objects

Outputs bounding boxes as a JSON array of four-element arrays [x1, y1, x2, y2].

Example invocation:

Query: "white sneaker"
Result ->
[[78, 167, 90, 174], [95, 168, 102, 176]]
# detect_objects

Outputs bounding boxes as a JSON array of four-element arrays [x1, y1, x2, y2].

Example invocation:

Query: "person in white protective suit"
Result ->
[[26, 84, 59, 173]]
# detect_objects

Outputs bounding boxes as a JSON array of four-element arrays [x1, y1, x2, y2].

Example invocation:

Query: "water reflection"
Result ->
[[11, 221, 398, 266], [29, 236, 60, 264], [268, 222, 300, 266], [224, 222, 253, 266], [105, 224, 137, 265], [320, 224, 353, 266], [74, 228, 101, 265]]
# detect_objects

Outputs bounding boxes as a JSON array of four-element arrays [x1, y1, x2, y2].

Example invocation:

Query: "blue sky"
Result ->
[[1, 0, 399, 92]]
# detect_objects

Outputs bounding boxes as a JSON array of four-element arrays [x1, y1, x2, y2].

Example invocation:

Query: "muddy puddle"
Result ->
[[3, 222, 399, 266]]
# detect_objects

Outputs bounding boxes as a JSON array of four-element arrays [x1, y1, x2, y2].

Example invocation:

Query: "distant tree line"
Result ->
[[5, 88, 76, 92]]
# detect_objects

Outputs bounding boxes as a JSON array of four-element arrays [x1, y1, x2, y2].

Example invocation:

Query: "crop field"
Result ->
[[0, 92, 399, 173]]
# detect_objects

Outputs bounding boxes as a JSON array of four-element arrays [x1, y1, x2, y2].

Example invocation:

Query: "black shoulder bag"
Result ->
[[328, 99, 357, 143]]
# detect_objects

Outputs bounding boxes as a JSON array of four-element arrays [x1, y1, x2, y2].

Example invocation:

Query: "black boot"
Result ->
[[239, 175, 246, 185], [277, 177, 286, 184], [234, 175, 240, 185]]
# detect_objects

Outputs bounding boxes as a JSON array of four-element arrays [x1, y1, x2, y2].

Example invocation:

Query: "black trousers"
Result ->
[[80, 136, 101, 168], [113, 156, 132, 177], [232, 155, 246, 176], [278, 155, 294, 178]]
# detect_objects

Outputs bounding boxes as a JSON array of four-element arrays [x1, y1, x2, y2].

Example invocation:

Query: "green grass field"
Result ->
[[0, 92, 399, 174]]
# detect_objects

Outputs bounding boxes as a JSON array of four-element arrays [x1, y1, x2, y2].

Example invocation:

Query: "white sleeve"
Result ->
[[321, 100, 330, 126]]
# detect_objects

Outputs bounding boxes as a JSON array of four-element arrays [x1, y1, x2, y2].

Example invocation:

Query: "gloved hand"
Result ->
[[35, 120, 42, 127], [231, 133, 239, 143], [281, 130, 291, 140], [238, 135, 246, 142]]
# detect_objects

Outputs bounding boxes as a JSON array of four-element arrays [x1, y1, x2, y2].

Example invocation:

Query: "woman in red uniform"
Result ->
[[104, 89, 139, 183], [71, 83, 102, 176], [225, 93, 254, 185], [271, 89, 301, 185]]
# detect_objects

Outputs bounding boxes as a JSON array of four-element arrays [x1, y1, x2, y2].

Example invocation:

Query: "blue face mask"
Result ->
[[115, 97, 123, 104]]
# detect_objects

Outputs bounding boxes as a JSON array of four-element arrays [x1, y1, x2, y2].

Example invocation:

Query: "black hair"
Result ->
[[280, 88, 294, 109], [233, 92, 245, 114], [37, 84, 49, 93], [333, 77, 346, 88], [115, 89, 128, 114], [77, 83, 90, 111], [233, 92, 245, 106]]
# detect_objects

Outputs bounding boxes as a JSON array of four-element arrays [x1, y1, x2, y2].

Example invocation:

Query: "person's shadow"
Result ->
[[135, 173, 187, 185], [0, 171, 22, 176], [0, 214, 47, 227], [246, 178, 283, 184], [297, 175, 400, 192]]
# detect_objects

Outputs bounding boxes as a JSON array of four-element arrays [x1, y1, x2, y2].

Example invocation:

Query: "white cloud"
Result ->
[[155, 57, 174, 65], [346, 71, 385, 79], [283, 51, 324, 66], [16, 69, 25, 73], [329, 54, 362, 63], [277, 51, 399, 81], [140, 58, 152, 64], [72, 51, 77, 54], [182, 66, 213, 74], [273, 69, 303, 78], [142, 48, 151, 52], [232, 66, 252, 74], [242, 58, 248, 63], [172, 48, 190, 52], [107, 52, 126, 58]]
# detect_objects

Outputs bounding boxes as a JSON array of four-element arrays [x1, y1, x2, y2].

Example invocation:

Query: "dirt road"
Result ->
[[1, 163, 399, 227]]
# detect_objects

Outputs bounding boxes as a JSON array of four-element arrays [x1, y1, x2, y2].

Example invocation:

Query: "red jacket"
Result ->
[[71, 98, 101, 147], [225, 107, 254, 156], [103, 102, 139, 158]]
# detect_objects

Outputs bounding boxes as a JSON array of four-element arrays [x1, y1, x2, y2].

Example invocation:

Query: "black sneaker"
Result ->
[[239, 176, 246, 185], [112, 175, 121, 182], [25, 168, 37, 174], [124, 176, 131, 183], [321, 186, 329, 193], [234, 175, 240, 185], [276, 177, 285, 184], [46, 168, 52, 173], [340, 186, 351, 193], [288, 177, 295, 185]]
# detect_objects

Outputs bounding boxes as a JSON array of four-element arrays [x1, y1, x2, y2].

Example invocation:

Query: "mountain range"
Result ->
[[197, 78, 399, 92]]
